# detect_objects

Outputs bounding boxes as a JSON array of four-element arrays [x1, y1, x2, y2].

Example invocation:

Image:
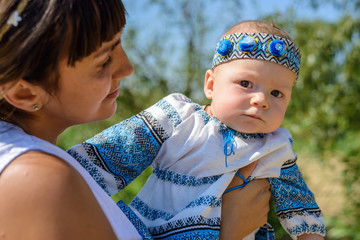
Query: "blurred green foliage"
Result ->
[[57, 0, 360, 239]]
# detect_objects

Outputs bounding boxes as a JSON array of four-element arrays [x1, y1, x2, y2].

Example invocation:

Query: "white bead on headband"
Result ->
[[212, 33, 301, 78]]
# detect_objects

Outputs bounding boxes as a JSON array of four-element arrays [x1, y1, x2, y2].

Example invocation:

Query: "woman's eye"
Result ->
[[101, 57, 112, 69], [239, 81, 252, 88], [95, 57, 113, 78], [271, 90, 283, 98]]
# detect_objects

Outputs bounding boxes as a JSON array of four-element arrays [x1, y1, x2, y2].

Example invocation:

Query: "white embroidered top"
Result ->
[[0, 121, 142, 240], [69, 93, 326, 240]]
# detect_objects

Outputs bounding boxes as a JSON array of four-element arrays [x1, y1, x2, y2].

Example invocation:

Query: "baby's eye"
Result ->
[[271, 90, 283, 98], [239, 81, 252, 88]]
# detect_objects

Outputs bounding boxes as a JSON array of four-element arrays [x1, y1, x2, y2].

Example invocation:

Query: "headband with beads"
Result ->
[[0, 0, 28, 42], [212, 33, 301, 78]]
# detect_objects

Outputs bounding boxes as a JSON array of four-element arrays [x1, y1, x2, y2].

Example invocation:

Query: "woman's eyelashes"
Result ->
[[101, 56, 113, 69]]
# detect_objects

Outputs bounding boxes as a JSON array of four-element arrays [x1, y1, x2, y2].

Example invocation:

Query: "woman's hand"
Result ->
[[220, 161, 271, 239]]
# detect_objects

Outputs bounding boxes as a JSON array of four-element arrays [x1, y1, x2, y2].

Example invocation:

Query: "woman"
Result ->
[[0, 0, 270, 239]]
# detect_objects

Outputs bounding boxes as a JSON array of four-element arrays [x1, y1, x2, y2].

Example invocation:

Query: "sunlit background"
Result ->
[[58, 1, 360, 239]]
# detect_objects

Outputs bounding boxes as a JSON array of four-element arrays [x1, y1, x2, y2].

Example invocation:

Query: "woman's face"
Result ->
[[41, 32, 133, 128]]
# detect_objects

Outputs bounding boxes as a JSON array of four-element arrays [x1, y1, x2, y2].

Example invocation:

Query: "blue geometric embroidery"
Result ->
[[185, 195, 222, 209], [287, 222, 326, 236], [149, 215, 220, 239], [83, 143, 128, 191], [86, 116, 160, 185], [255, 223, 275, 240], [137, 110, 170, 144], [130, 196, 174, 221], [269, 160, 320, 213], [67, 148, 111, 195], [156, 99, 182, 128], [116, 200, 154, 239], [153, 168, 222, 186], [219, 124, 266, 140], [268, 159, 325, 235], [153, 229, 219, 240]]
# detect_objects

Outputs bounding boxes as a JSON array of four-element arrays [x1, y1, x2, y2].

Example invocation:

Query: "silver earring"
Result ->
[[32, 104, 39, 111]]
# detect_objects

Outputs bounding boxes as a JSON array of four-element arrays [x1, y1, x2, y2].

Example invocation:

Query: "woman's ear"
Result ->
[[3, 79, 44, 112], [204, 69, 215, 99]]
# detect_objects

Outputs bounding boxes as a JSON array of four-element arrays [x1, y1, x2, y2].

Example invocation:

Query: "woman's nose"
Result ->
[[250, 92, 269, 109], [112, 46, 134, 79]]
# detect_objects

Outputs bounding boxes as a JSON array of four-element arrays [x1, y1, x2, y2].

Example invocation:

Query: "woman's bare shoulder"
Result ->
[[0, 151, 117, 239], [0, 151, 79, 198]]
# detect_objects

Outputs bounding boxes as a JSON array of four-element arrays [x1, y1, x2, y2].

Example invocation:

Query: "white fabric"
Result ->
[[0, 121, 141, 240], [130, 93, 296, 234]]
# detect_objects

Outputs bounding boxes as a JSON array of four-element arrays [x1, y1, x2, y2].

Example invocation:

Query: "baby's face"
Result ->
[[204, 59, 295, 133]]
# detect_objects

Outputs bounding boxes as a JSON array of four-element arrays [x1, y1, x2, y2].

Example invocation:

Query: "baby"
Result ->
[[69, 20, 325, 239]]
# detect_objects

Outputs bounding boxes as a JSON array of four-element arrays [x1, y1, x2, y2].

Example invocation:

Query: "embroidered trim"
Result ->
[[212, 33, 301, 78], [153, 168, 222, 186]]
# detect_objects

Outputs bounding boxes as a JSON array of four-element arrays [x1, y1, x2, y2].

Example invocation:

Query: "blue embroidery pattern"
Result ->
[[185, 195, 222, 208], [131, 194, 221, 222], [149, 215, 220, 240], [67, 148, 112, 195], [219, 125, 266, 141], [255, 223, 275, 240], [83, 143, 128, 190], [287, 221, 326, 236], [156, 99, 182, 128], [137, 110, 170, 144], [86, 116, 161, 185], [130, 196, 174, 221], [268, 158, 326, 236], [116, 200, 154, 239], [153, 168, 222, 186]]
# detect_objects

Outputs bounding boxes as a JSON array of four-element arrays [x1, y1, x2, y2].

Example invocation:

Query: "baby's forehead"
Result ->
[[222, 25, 257, 37], [215, 58, 297, 85]]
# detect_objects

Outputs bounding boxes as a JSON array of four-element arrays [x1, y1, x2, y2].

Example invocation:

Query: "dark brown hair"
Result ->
[[0, 0, 127, 120]]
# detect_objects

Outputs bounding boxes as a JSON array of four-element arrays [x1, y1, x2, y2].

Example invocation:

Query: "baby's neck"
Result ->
[[203, 104, 215, 117]]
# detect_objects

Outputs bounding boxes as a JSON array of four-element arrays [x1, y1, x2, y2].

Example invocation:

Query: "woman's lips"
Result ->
[[107, 88, 119, 99]]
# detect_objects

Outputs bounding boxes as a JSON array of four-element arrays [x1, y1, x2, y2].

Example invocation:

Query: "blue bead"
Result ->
[[238, 36, 257, 52], [217, 39, 233, 56], [269, 40, 286, 57]]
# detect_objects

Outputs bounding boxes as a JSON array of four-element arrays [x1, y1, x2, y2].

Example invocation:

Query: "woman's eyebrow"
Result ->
[[94, 39, 121, 58]]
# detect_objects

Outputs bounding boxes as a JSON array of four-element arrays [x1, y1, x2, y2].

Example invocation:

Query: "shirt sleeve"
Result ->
[[268, 159, 326, 239], [67, 93, 192, 196]]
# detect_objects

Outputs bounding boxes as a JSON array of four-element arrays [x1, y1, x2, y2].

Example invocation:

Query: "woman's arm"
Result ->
[[298, 234, 325, 240], [220, 162, 271, 239], [0, 152, 117, 240], [220, 179, 271, 239]]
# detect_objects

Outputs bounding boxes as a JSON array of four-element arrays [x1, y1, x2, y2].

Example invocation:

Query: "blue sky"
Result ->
[[123, 0, 342, 25], [242, 0, 341, 21], [122, 0, 343, 57]]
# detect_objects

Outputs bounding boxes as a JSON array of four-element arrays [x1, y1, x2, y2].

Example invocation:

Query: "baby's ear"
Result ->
[[3, 79, 44, 112], [204, 69, 215, 99]]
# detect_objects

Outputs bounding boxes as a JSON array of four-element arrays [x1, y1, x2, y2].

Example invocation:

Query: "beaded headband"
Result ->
[[0, 0, 28, 42], [212, 33, 301, 78]]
